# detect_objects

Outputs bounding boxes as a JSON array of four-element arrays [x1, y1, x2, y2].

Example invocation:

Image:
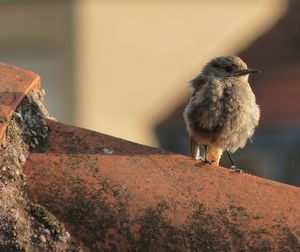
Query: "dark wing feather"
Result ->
[[189, 75, 207, 96]]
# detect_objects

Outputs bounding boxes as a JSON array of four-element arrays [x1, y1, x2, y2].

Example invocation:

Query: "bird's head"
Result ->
[[202, 56, 260, 81]]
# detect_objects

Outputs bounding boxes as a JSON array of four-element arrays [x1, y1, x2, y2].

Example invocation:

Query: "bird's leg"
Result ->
[[190, 136, 202, 160], [226, 151, 242, 173], [203, 145, 211, 164]]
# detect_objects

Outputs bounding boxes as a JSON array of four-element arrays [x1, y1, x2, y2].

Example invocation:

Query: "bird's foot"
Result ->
[[230, 165, 243, 173], [203, 159, 214, 165]]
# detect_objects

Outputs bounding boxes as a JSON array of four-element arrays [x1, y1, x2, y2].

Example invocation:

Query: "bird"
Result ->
[[183, 56, 260, 168]]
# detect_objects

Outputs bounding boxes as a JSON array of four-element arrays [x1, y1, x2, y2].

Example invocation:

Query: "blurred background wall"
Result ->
[[0, 1, 73, 122], [73, 0, 286, 146], [2, 0, 300, 187]]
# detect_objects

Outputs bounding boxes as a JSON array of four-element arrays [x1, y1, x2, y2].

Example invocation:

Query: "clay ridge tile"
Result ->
[[0, 62, 40, 142]]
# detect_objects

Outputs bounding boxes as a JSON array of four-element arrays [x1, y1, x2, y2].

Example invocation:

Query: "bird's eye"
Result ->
[[225, 66, 232, 72]]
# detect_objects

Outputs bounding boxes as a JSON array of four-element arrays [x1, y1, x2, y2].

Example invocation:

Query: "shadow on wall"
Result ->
[[154, 0, 300, 187]]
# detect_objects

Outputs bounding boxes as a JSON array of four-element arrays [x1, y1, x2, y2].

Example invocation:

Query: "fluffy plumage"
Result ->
[[183, 56, 260, 165]]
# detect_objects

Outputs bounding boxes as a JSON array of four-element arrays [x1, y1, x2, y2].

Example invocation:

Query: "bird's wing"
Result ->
[[189, 75, 207, 96], [190, 77, 225, 130]]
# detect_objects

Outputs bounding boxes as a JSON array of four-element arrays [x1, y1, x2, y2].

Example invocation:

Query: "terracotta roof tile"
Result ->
[[0, 61, 300, 249], [0, 62, 40, 142], [0, 63, 77, 250], [23, 119, 300, 250]]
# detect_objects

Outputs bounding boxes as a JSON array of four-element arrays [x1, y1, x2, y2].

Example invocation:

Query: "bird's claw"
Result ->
[[231, 165, 243, 173], [203, 159, 214, 164], [196, 157, 213, 164]]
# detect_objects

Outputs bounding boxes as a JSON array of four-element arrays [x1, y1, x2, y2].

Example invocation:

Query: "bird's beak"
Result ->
[[235, 68, 261, 76]]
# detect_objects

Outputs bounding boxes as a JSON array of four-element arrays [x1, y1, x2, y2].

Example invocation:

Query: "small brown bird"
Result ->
[[183, 56, 260, 167]]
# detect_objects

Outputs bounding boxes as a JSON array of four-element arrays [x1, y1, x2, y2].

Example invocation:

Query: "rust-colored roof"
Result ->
[[0, 61, 299, 250], [0, 63, 78, 250], [0, 62, 40, 141], [23, 119, 300, 251]]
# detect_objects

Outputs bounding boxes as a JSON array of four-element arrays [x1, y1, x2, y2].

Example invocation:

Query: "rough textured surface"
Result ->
[[0, 62, 40, 143], [0, 62, 80, 251], [24, 120, 300, 251], [2, 62, 300, 251], [0, 93, 79, 251]]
